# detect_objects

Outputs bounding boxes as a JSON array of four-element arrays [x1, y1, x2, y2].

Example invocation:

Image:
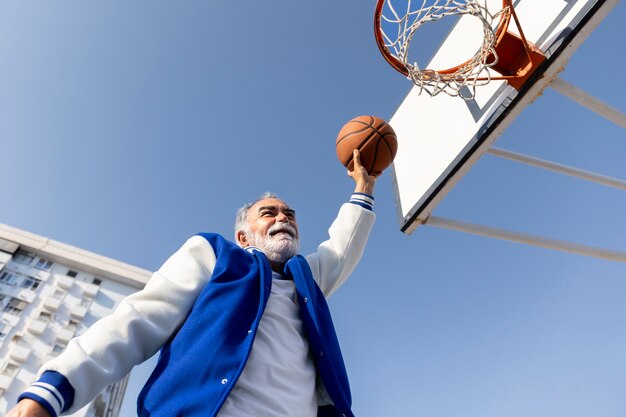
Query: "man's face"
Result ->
[[237, 198, 300, 263]]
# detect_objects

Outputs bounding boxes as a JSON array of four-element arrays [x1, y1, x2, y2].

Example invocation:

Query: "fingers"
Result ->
[[352, 149, 363, 170], [349, 150, 376, 178], [347, 150, 363, 176]]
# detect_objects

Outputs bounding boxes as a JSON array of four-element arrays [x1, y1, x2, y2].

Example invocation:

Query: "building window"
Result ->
[[0, 323, 11, 341], [67, 270, 78, 278], [38, 311, 53, 322], [92, 278, 102, 286], [51, 289, 65, 299], [4, 298, 27, 315], [13, 250, 35, 265], [79, 298, 92, 307], [1, 362, 20, 377], [21, 277, 42, 291], [35, 258, 54, 271], [0, 271, 19, 286], [51, 344, 65, 356]]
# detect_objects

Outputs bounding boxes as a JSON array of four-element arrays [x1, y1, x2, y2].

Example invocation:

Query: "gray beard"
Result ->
[[247, 224, 300, 265]]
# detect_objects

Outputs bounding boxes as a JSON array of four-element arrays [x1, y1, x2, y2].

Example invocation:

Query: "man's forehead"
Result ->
[[250, 198, 294, 213]]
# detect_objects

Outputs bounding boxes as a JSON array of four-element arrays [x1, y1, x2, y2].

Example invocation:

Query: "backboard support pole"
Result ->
[[487, 147, 626, 191], [426, 216, 626, 263], [550, 77, 626, 130]]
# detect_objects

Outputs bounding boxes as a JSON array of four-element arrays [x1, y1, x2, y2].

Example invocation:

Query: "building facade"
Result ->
[[0, 224, 152, 416]]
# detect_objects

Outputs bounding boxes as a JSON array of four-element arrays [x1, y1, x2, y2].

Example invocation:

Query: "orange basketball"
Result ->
[[335, 115, 398, 176]]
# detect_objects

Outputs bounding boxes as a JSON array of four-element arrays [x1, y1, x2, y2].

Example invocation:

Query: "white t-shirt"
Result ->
[[217, 271, 317, 417]]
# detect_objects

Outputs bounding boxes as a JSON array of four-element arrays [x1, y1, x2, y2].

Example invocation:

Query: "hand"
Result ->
[[6, 399, 51, 417], [348, 149, 377, 195]]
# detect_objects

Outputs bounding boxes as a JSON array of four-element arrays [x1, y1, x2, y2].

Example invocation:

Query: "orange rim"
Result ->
[[374, 0, 513, 77]]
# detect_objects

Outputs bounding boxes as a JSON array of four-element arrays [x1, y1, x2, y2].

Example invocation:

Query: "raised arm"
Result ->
[[306, 150, 377, 296]]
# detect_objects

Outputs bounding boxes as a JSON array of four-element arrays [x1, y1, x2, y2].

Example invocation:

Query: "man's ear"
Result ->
[[236, 230, 249, 247]]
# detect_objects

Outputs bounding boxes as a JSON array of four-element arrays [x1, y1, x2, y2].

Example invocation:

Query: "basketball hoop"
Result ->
[[374, 0, 546, 98]]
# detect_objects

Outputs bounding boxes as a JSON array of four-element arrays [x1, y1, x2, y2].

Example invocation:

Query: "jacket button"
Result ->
[[304, 297, 308, 303], [319, 351, 324, 357], [221, 378, 228, 384], [248, 330, 252, 334]]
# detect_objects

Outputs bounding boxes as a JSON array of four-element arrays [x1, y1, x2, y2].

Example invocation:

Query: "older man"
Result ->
[[9, 150, 376, 417]]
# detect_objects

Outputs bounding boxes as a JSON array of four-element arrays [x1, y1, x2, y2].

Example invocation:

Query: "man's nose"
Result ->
[[276, 212, 289, 222]]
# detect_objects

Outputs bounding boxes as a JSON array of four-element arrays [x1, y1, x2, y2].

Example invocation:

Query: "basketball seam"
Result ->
[[336, 118, 388, 145], [353, 129, 379, 168], [336, 123, 375, 146], [368, 135, 381, 173], [381, 135, 395, 157], [336, 129, 373, 146]]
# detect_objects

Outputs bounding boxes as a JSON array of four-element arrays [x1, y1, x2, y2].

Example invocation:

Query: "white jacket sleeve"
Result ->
[[305, 202, 375, 297], [36, 235, 217, 414]]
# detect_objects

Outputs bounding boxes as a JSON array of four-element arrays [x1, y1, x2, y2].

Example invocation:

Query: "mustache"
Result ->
[[268, 223, 297, 238]]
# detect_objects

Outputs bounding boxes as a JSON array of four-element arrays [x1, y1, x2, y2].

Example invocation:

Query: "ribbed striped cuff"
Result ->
[[349, 193, 374, 211], [18, 371, 74, 417]]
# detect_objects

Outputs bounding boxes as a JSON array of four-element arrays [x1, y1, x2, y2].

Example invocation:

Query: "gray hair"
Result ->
[[234, 192, 279, 241]]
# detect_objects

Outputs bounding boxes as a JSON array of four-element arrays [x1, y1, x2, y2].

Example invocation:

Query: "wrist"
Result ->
[[354, 181, 374, 195], [15, 398, 52, 417]]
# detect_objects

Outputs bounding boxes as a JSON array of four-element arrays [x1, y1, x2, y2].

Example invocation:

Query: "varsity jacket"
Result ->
[[19, 197, 375, 417]]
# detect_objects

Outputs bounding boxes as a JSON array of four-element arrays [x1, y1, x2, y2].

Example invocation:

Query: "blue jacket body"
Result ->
[[137, 233, 353, 417]]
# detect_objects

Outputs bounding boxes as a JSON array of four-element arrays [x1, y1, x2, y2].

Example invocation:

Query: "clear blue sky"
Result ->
[[2, 2, 626, 417]]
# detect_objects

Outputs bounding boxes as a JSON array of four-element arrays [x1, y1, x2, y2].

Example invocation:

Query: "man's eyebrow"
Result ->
[[257, 205, 296, 215]]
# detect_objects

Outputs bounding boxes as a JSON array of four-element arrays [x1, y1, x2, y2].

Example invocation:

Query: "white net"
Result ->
[[378, 0, 508, 98]]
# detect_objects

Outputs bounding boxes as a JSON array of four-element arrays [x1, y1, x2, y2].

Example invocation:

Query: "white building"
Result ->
[[0, 224, 152, 416]]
